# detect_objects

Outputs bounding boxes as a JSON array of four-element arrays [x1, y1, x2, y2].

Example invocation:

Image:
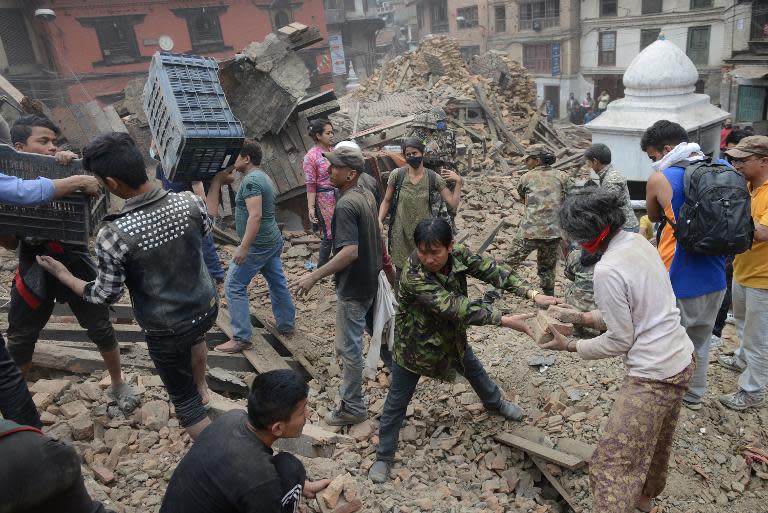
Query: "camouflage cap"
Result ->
[[524, 144, 551, 158], [725, 135, 768, 159]]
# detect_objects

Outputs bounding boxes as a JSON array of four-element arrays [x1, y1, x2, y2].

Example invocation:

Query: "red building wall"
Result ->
[[42, 0, 329, 104]]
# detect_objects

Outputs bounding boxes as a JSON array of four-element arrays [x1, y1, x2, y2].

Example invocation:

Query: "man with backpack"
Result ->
[[643, 120, 750, 411], [719, 136, 768, 411]]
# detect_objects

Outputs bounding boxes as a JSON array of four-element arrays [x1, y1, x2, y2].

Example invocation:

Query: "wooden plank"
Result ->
[[476, 219, 510, 253], [249, 307, 321, 380], [217, 307, 290, 374], [1, 322, 145, 343], [0, 73, 24, 103], [0, 298, 134, 319], [32, 343, 155, 373], [394, 61, 411, 91], [450, 118, 485, 143], [376, 54, 391, 101], [523, 102, 544, 142], [494, 432, 585, 470], [473, 84, 525, 155], [531, 457, 583, 513]]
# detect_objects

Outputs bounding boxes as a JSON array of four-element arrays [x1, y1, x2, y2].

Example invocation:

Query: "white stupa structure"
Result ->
[[586, 38, 729, 186]]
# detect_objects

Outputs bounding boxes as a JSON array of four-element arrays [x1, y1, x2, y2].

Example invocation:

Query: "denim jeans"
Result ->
[[376, 346, 502, 461], [0, 334, 41, 428], [202, 233, 225, 282], [225, 238, 295, 341], [679, 289, 726, 404], [335, 296, 376, 418], [731, 281, 768, 394], [712, 257, 734, 338]]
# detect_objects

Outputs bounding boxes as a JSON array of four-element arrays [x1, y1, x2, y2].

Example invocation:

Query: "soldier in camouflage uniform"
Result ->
[[504, 144, 569, 296], [369, 218, 559, 483], [563, 248, 598, 312]]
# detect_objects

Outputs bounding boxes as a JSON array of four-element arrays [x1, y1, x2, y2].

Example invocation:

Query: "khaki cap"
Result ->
[[323, 145, 365, 172], [725, 135, 768, 159]]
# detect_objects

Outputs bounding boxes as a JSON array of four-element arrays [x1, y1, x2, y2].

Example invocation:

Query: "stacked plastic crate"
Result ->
[[0, 145, 109, 245], [143, 52, 245, 182]]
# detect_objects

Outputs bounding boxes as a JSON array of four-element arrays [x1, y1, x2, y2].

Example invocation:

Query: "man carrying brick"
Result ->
[[6, 115, 139, 414], [368, 217, 559, 483], [37, 132, 231, 439], [718, 136, 768, 411]]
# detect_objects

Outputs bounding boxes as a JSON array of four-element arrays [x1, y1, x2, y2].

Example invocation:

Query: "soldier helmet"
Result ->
[[524, 144, 556, 165], [410, 112, 431, 129]]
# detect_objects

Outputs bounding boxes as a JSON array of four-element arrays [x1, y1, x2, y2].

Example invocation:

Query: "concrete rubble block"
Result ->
[[275, 424, 354, 459], [107, 442, 127, 470], [70, 414, 95, 441], [141, 400, 170, 430], [92, 464, 115, 485], [320, 473, 349, 509], [527, 311, 574, 346], [347, 420, 375, 442], [546, 304, 584, 324], [30, 379, 72, 400], [77, 382, 103, 402], [60, 400, 89, 419], [104, 425, 133, 448], [33, 392, 55, 410]]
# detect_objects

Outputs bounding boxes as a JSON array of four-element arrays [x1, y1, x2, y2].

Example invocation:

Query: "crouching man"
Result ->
[[368, 218, 559, 482], [37, 132, 231, 439], [160, 369, 330, 513]]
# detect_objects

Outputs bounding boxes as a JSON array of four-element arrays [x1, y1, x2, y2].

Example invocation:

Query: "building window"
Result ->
[[640, 28, 661, 50], [0, 8, 36, 67], [598, 31, 617, 66], [430, 0, 449, 33], [686, 25, 710, 65], [600, 0, 617, 17], [519, 0, 560, 31], [78, 15, 145, 67], [642, 0, 663, 14], [690, 0, 713, 9], [494, 5, 506, 32], [273, 10, 292, 30], [460, 45, 480, 62], [172, 7, 231, 53], [457, 6, 479, 29], [523, 43, 552, 74]]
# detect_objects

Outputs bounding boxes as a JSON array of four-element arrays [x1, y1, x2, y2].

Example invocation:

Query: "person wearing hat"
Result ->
[[216, 139, 296, 353], [294, 144, 385, 426], [718, 136, 768, 411], [488, 145, 568, 301]]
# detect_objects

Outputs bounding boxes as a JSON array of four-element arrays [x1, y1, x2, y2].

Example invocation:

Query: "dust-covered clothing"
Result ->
[[386, 168, 446, 269], [394, 244, 529, 381], [590, 363, 694, 513], [407, 127, 457, 160], [563, 249, 597, 312], [517, 166, 569, 240], [504, 237, 560, 293], [593, 164, 639, 232]]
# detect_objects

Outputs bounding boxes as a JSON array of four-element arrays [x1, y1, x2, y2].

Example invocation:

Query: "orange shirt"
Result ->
[[734, 181, 768, 289], [657, 204, 676, 271]]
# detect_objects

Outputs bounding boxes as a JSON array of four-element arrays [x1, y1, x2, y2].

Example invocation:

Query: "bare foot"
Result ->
[[213, 339, 251, 353]]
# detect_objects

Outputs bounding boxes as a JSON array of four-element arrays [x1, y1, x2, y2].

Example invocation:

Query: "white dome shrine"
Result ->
[[622, 39, 700, 97]]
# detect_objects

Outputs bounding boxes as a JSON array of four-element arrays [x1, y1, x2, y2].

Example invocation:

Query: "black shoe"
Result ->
[[496, 400, 524, 421]]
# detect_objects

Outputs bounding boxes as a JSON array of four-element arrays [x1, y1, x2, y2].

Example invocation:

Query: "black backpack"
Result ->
[[666, 158, 754, 256]]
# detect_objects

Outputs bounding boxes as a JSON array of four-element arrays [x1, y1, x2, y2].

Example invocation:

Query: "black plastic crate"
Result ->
[[143, 52, 244, 182], [0, 144, 109, 245]]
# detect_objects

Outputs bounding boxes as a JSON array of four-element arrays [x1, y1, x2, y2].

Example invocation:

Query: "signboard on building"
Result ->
[[551, 43, 561, 76], [329, 34, 347, 76]]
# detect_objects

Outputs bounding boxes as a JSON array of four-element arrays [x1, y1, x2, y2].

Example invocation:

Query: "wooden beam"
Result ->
[[473, 84, 525, 155], [0, 73, 24, 103], [0, 298, 134, 319], [216, 307, 290, 374], [376, 54, 391, 101], [249, 307, 321, 380], [476, 219, 510, 253], [494, 432, 585, 470], [393, 60, 411, 91], [531, 457, 583, 513], [523, 101, 544, 142], [0, 322, 145, 343]]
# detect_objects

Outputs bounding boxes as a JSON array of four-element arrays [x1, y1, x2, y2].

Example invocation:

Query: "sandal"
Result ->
[[213, 340, 253, 353]]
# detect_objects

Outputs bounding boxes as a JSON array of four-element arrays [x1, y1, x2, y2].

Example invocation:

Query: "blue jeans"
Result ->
[[376, 346, 502, 462], [225, 239, 295, 342], [202, 234, 225, 282], [335, 296, 381, 417]]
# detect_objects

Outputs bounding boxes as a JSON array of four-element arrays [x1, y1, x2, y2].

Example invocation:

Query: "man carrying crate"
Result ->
[[5, 115, 140, 414], [37, 132, 232, 440]]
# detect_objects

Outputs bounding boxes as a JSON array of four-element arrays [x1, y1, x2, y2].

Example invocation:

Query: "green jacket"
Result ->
[[394, 244, 529, 381]]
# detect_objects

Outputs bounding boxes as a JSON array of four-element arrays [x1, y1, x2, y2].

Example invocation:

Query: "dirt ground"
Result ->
[[0, 173, 766, 513]]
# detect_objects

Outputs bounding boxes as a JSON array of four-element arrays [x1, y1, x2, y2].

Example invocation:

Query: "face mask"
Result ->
[[406, 156, 423, 168], [149, 147, 158, 160], [435, 121, 446, 130]]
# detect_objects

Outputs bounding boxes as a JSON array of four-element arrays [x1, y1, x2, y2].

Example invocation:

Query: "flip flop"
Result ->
[[213, 340, 252, 353]]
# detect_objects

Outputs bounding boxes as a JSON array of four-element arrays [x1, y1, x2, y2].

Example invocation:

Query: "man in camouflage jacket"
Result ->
[[369, 227, 558, 483], [503, 145, 569, 296], [563, 248, 598, 312]]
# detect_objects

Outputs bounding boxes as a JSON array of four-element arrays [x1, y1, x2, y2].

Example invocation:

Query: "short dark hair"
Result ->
[[559, 188, 627, 241], [584, 143, 611, 165], [11, 115, 61, 145], [726, 129, 749, 147], [239, 139, 262, 166], [640, 120, 688, 152], [413, 217, 453, 249], [247, 369, 308, 430], [401, 137, 425, 154], [82, 132, 148, 189], [308, 118, 332, 142]]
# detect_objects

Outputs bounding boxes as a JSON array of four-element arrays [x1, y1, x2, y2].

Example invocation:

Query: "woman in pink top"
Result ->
[[303, 119, 336, 266], [539, 189, 694, 513]]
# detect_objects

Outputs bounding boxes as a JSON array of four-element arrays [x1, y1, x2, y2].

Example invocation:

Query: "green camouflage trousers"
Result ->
[[504, 237, 560, 292]]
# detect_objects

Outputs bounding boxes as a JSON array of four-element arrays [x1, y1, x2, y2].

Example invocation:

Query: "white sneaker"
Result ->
[[725, 313, 736, 325], [709, 334, 723, 349]]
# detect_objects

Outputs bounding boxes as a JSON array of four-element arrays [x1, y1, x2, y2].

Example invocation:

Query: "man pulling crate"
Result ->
[[4, 115, 140, 414]]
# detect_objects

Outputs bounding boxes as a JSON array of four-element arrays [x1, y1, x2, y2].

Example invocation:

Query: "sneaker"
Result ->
[[725, 313, 736, 325], [495, 400, 524, 421], [719, 390, 766, 411], [325, 408, 367, 426], [368, 460, 391, 483], [709, 334, 723, 349], [717, 354, 746, 372], [682, 398, 703, 411]]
